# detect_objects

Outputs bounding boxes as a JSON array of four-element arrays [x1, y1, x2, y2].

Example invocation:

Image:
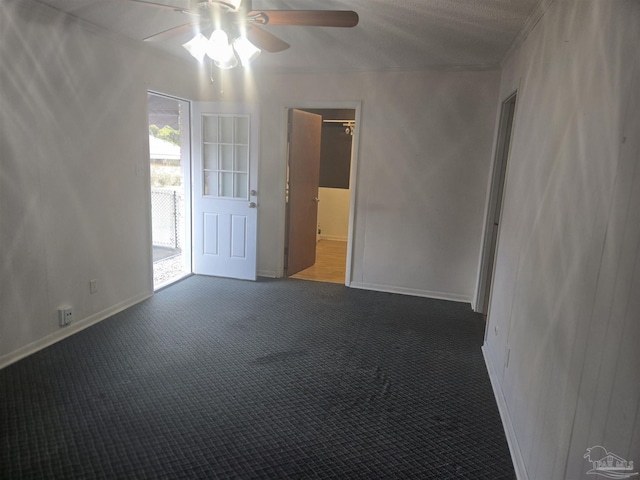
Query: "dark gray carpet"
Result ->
[[0, 276, 514, 479]]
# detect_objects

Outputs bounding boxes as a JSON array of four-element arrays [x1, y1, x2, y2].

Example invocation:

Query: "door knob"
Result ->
[[250, 189, 257, 196], [314, 197, 320, 203], [248, 202, 257, 208]]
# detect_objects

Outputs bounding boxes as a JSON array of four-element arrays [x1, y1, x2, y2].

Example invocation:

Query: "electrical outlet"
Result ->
[[89, 279, 97, 294], [58, 306, 73, 327]]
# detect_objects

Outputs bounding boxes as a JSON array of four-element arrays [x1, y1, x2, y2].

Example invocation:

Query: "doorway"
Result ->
[[147, 92, 192, 289], [285, 108, 356, 284], [477, 92, 517, 320]]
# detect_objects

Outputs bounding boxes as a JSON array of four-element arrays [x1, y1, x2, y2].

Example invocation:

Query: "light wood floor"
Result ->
[[290, 240, 347, 284]]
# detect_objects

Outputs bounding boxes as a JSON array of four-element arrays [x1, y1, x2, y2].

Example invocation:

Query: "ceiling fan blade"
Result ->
[[246, 26, 290, 53], [124, 0, 196, 15], [144, 22, 199, 42], [248, 10, 359, 28]]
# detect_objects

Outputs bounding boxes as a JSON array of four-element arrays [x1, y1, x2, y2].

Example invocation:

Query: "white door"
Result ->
[[192, 102, 259, 280]]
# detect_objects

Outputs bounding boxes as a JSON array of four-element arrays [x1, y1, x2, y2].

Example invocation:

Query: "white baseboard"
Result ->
[[0, 291, 153, 370], [349, 281, 471, 304], [318, 234, 348, 242], [257, 270, 277, 278], [482, 344, 529, 480]]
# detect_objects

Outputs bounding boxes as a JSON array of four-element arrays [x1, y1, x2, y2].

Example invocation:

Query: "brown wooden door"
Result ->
[[286, 109, 322, 276]]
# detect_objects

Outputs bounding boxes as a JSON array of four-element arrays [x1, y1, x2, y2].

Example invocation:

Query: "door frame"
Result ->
[[277, 101, 362, 285], [474, 90, 518, 318], [147, 90, 193, 288]]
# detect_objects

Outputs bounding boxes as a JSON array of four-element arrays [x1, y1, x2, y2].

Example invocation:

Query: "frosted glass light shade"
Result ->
[[206, 29, 231, 62], [214, 52, 238, 69], [233, 36, 261, 66], [206, 29, 237, 69], [182, 33, 208, 63]]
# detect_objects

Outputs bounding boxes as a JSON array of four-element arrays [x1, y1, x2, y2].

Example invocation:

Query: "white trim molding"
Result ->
[[350, 281, 471, 304], [0, 291, 152, 370], [482, 344, 529, 480], [501, 0, 557, 66], [257, 270, 278, 278]]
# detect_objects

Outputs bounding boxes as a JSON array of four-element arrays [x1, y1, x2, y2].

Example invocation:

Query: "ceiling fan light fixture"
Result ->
[[182, 33, 209, 63], [233, 36, 261, 66], [212, 0, 242, 12], [206, 29, 233, 63], [214, 54, 238, 70]]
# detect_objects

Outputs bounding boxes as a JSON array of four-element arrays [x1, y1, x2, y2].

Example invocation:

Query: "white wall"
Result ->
[[250, 69, 500, 301], [483, 1, 640, 478], [0, 0, 500, 365], [0, 0, 201, 365], [318, 187, 350, 242]]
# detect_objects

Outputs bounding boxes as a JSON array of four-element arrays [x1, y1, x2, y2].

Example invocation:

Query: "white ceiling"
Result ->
[[34, 0, 542, 72]]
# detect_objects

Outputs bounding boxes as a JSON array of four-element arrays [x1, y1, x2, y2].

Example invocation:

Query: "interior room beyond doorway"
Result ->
[[286, 108, 355, 284], [290, 240, 347, 283]]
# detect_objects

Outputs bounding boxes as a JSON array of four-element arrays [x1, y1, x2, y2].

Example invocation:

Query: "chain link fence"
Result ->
[[151, 188, 183, 250]]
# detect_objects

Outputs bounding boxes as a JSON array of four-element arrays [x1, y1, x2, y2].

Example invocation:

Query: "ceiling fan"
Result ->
[[127, 0, 359, 68]]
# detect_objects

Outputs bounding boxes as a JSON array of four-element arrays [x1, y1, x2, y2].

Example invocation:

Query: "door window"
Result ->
[[202, 114, 249, 199]]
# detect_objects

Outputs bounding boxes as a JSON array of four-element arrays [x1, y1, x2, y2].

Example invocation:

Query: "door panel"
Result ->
[[286, 109, 322, 276], [231, 215, 247, 258], [193, 102, 259, 280], [203, 213, 219, 255]]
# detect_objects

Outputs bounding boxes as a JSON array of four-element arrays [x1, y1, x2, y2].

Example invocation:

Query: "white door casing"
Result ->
[[192, 102, 259, 280]]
